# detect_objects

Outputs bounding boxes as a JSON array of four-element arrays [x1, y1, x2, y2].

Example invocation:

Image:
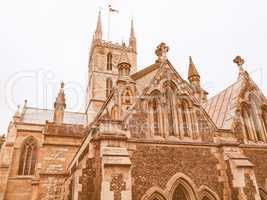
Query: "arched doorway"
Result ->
[[141, 187, 167, 200], [172, 184, 191, 200], [166, 173, 198, 200], [150, 192, 166, 200], [198, 186, 220, 200]]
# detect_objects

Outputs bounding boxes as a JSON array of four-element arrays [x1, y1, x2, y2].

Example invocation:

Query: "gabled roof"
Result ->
[[203, 69, 267, 130], [203, 79, 243, 130], [131, 63, 161, 94], [21, 107, 87, 125], [131, 63, 160, 80]]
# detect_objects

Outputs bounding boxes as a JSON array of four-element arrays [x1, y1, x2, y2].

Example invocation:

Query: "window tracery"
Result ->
[[241, 101, 265, 142], [18, 137, 38, 176], [181, 100, 190, 137], [149, 90, 162, 137], [241, 105, 253, 141]]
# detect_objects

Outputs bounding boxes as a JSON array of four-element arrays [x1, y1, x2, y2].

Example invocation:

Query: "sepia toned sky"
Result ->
[[0, 0, 267, 134]]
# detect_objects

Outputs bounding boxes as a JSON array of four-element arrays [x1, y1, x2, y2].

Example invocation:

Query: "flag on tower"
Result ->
[[109, 5, 119, 13]]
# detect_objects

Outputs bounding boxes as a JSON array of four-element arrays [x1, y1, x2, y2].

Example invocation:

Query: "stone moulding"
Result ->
[[141, 173, 221, 200]]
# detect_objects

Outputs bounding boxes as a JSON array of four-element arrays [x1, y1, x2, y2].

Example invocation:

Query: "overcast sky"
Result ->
[[0, 0, 267, 134]]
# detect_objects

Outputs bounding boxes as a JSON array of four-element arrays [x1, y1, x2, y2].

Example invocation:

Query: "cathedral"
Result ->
[[1, 11, 267, 200]]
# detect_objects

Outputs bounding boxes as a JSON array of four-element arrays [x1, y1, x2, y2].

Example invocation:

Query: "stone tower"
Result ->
[[86, 12, 137, 123]]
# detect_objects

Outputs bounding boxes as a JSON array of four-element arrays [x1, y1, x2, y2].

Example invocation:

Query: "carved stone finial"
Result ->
[[233, 55, 246, 75], [233, 56, 245, 67], [13, 105, 21, 122], [155, 42, 169, 63]]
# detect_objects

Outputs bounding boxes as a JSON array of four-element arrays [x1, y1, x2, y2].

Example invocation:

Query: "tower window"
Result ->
[[18, 137, 38, 176], [107, 53, 112, 71], [106, 78, 113, 97]]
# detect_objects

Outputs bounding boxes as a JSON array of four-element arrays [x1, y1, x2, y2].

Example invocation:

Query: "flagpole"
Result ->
[[107, 5, 119, 42], [108, 5, 111, 41]]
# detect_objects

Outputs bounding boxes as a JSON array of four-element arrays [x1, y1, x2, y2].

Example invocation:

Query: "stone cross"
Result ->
[[233, 56, 245, 73], [233, 55, 245, 67], [110, 174, 126, 200], [155, 42, 169, 63]]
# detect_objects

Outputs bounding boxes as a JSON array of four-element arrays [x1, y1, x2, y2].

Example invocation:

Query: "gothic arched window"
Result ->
[[252, 108, 263, 141], [172, 184, 190, 200], [262, 106, 267, 136], [152, 98, 160, 136], [163, 81, 178, 137], [147, 192, 166, 200], [18, 137, 38, 176], [181, 100, 190, 137], [241, 101, 266, 142], [149, 90, 162, 137], [107, 53, 112, 71], [106, 78, 113, 97], [165, 86, 175, 136], [249, 96, 263, 141], [241, 106, 252, 141]]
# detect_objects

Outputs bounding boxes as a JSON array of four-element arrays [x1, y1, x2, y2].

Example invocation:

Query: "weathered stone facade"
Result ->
[[1, 11, 267, 200]]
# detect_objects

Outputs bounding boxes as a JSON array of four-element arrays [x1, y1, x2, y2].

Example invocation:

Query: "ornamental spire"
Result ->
[[118, 46, 131, 78], [129, 18, 137, 52], [53, 82, 66, 124], [94, 11, 102, 40], [118, 45, 131, 65], [13, 105, 21, 122], [188, 56, 200, 81], [187, 56, 208, 103], [130, 18, 135, 38]]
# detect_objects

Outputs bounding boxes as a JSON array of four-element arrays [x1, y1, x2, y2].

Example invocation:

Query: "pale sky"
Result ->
[[0, 0, 267, 134]]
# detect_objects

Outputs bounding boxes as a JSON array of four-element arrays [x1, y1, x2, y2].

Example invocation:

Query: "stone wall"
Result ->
[[130, 144, 222, 200], [243, 147, 267, 191], [4, 178, 32, 200], [39, 176, 65, 200], [78, 158, 96, 200]]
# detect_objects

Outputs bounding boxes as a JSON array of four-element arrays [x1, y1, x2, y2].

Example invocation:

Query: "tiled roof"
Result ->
[[22, 107, 87, 125], [203, 78, 243, 130]]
